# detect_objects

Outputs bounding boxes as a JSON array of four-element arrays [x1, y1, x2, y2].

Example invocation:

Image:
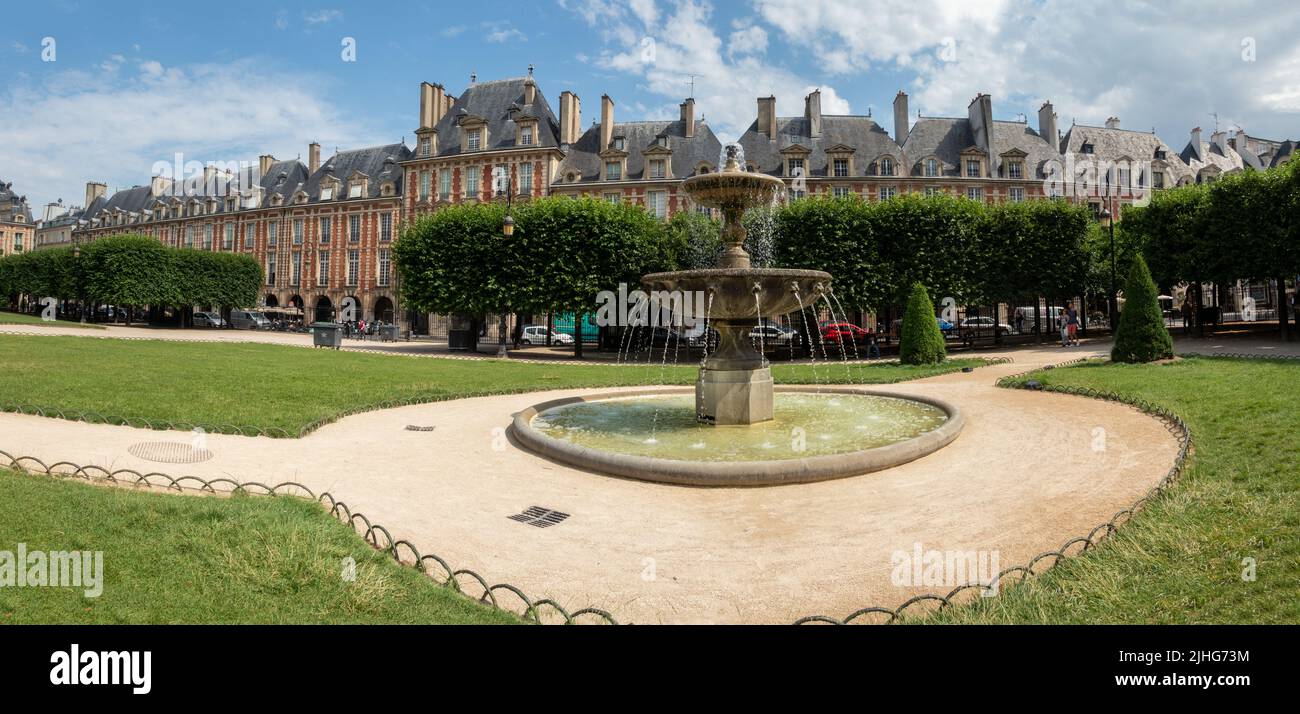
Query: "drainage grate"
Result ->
[[404, 425, 436, 432], [127, 442, 214, 464], [508, 506, 570, 528]]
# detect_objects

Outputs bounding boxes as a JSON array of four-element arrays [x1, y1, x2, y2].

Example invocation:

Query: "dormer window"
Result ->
[[656, 136, 668, 148], [788, 157, 805, 176], [520, 125, 533, 146], [965, 159, 981, 178], [419, 136, 432, 157], [925, 158, 939, 177], [349, 183, 363, 199], [467, 130, 482, 151], [1081, 143, 1095, 155], [833, 158, 849, 177], [1154, 149, 1167, 160], [1007, 160, 1024, 179], [605, 161, 622, 180], [878, 157, 895, 176], [320, 186, 334, 201], [649, 159, 667, 179], [613, 137, 625, 151]]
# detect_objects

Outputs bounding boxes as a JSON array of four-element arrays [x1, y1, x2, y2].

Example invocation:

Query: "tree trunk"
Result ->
[[1277, 276, 1290, 341], [573, 313, 584, 359]]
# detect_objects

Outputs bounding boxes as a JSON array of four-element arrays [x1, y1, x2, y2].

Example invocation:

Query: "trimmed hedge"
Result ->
[[899, 282, 947, 365]]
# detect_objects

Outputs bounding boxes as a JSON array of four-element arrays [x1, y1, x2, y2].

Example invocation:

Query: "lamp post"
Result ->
[[497, 173, 515, 358], [73, 244, 87, 324], [1100, 205, 1117, 330]]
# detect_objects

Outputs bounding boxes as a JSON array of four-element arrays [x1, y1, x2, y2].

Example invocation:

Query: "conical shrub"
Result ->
[[1111, 253, 1173, 363], [899, 282, 947, 365]]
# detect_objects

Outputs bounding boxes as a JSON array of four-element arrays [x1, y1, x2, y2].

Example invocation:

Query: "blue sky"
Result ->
[[3, 0, 1298, 210]]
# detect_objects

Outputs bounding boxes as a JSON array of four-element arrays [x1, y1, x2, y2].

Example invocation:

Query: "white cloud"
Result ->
[[442, 25, 468, 38], [727, 24, 767, 58], [0, 58, 381, 209], [485, 26, 527, 43], [273, 9, 289, 31], [303, 9, 343, 24]]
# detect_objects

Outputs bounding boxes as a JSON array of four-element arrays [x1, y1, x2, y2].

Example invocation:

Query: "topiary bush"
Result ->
[[1111, 253, 1173, 363], [899, 281, 946, 365]]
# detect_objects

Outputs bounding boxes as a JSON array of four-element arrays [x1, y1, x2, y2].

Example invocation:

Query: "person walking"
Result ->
[[1059, 305, 1070, 347], [1181, 297, 1194, 335]]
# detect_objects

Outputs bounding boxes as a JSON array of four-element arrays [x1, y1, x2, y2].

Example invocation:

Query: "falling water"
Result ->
[[755, 292, 766, 358], [793, 287, 822, 391], [828, 289, 863, 378], [820, 293, 854, 383]]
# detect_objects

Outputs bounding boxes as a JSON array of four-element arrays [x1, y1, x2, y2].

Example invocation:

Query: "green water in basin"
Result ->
[[529, 393, 948, 462]]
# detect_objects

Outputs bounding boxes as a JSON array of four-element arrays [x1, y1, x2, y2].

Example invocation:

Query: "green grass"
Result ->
[[0, 311, 104, 329], [0, 468, 517, 624], [0, 334, 982, 435], [927, 356, 1299, 624]]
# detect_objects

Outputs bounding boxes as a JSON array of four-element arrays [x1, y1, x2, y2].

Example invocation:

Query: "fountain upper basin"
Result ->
[[641, 267, 832, 320]]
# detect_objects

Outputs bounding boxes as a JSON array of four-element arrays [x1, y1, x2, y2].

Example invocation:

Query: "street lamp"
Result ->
[[497, 173, 515, 357], [1100, 205, 1117, 330]]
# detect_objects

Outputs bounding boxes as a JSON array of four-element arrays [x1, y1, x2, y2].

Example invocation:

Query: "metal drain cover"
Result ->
[[508, 506, 570, 528], [127, 442, 214, 464]]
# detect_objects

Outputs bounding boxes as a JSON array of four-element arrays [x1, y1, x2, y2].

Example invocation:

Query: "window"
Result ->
[[419, 136, 432, 157], [879, 186, 896, 200], [613, 137, 625, 151], [243, 224, 253, 249], [925, 187, 942, 197], [346, 249, 359, 286], [266, 251, 277, 285], [519, 162, 533, 194], [645, 190, 667, 219], [419, 170, 431, 200], [291, 251, 301, 286], [1009, 187, 1025, 202], [790, 189, 806, 200], [833, 158, 849, 177], [788, 158, 805, 176], [467, 130, 482, 151], [465, 166, 481, 200], [1154, 149, 1167, 160], [649, 159, 666, 179], [520, 125, 533, 146], [603, 193, 621, 204], [1081, 143, 1095, 155], [1118, 168, 1131, 187], [320, 186, 334, 201], [605, 161, 622, 180], [318, 251, 330, 285], [1008, 161, 1024, 179], [224, 223, 234, 250], [320, 216, 331, 244], [833, 186, 851, 198], [925, 158, 939, 177], [348, 183, 363, 199], [185, 226, 194, 248], [965, 159, 981, 178], [1153, 171, 1165, 189], [879, 157, 894, 176], [348, 214, 360, 242], [378, 249, 391, 287], [967, 187, 984, 201], [203, 224, 213, 250], [293, 219, 304, 244], [268, 220, 278, 246], [439, 170, 451, 201], [380, 212, 392, 242]]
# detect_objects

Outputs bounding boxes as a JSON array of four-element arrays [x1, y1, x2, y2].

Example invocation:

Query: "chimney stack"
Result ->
[[84, 181, 106, 207], [1211, 129, 1229, 156], [419, 82, 435, 129], [757, 96, 777, 141], [1189, 127, 1203, 162], [600, 94, 615, 150], [1038, 101, 1058, 148], [559, 90, 581, 146], [1105, 116, 1121, 130], [680, 97, 696, 138], [523, 71, 536, 105], [805, 89, 822, 138], [308, 142, 321, 174], [259, 154, 275, 177], [202, 165, 218, 193], [149, 175, 172, 198], [892, 90, 909, 144]]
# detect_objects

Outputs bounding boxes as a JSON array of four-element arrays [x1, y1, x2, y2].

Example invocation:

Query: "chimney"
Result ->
[[1189, 127, 1203, 162], [84, 181, 106, 207], [967, 93, 993, 160], [1212, 129, 1229, 156], [757, 96, 777, 141], [308, 142, 321, 174], [600, 94, 615, 150], [805, 89, 822, 138], [680, 97, 696, 138], [559, 91, 581, 146], [892, 90, 909, 144], [523, 70, 536, 105], [1038, 101, 1058, 148], [419, 82, 435, 129], [1105, 116, 1121, 130], [149, 175, 173, 198], [431, 84, 447, 125], [202, 165, 218, 194], [259, 154, 275, 177]]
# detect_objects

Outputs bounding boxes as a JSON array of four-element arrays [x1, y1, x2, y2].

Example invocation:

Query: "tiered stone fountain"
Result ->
[[511, 144, 963, 486]]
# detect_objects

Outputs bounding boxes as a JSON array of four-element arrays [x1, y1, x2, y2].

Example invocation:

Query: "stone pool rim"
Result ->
[[510, 386, 965, 487]]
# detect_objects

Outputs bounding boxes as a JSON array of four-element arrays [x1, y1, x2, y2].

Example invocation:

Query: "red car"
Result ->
[[820, 321, 872, 345]]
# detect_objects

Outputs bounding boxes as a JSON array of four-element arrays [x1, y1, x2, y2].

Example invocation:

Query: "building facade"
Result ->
[[0, 182, 34, 257]]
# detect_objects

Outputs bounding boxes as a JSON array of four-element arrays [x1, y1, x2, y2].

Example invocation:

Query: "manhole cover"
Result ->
[[127, 442, 214, 464], [508, 506, 570, 528]]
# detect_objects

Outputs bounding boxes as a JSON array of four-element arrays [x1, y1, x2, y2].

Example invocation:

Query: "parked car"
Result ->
[[958, 316, 1011, 335], [749, 324, 801, 348], [632, 326, 686, 349], [821, 321, 873, 345], [193, 311, 225, 328], [229, 310, 271, 330], [520, 325, 574, 345], [684, 324, 719, 350], [890, 317, 956, 336]]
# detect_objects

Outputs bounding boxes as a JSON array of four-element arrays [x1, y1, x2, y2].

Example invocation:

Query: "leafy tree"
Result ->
[[773, 195, 884, 310], [898, 282, 946, 364], [1111, 254, 1173, 363]]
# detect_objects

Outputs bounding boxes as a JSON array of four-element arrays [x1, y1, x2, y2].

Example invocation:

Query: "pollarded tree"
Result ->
[[772, 195, 884, 311], [899, 281, 947, 365], [1111, 254, 1173, 363]]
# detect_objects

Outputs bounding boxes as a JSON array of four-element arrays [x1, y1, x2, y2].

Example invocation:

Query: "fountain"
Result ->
[[511, 144, 963, 486]]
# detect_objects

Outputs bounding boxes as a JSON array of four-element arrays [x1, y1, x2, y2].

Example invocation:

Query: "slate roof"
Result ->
[[1179, 138, 1244, 177], [738, 115, 900, 177], [305, 143, 411, 200], [1062, 124, 1194, 184], [429, 77, 561, 157], [991, 120, 1061, 179], [555, 119, 723, 182], [901, 117, 976, 177], [0, 181, 35, 223]]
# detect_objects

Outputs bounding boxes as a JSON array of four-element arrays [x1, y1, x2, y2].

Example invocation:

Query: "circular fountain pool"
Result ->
[[511, 388, 963, 486]]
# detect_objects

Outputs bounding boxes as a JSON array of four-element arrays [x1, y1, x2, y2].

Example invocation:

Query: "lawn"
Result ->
[[0, 334, 982, 435], [928, 356, 1299, 624], [0, 468, 516, 624], [0, 310, 104, 329]]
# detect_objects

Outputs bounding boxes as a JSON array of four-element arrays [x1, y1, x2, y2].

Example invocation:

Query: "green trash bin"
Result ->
[[380, 324, 399, 342], [311, 322, 343, 349]]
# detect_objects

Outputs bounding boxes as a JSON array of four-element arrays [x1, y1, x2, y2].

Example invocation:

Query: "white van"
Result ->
[[1012, 306, 1064, 333], [229, 310, 271, 330]]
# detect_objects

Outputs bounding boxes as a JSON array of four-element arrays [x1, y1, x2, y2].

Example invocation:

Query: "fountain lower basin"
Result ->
[[511, 388, 963, 486]]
